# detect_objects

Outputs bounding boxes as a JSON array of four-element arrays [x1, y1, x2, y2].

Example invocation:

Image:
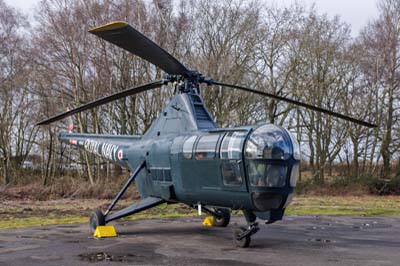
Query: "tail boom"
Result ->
[[59, 133, 140, 167]]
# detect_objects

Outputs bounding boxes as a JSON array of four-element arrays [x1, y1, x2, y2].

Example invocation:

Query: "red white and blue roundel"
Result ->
[[117, 149, 124, 160]]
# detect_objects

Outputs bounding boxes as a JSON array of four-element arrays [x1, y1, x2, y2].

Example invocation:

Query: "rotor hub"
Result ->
[[163, 72, 214, 94]]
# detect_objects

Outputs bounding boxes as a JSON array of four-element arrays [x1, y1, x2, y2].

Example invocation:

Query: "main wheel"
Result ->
[[234, 227, 251, 248], [89, 208, 105, 233], [213, 208, 231, 227]]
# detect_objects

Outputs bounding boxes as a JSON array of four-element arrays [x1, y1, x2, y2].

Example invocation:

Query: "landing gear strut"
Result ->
[[213, 208, 231, 227], [201, 206, 231, 227], [234, 210, 260, 248], [88, 161, 164, 233]]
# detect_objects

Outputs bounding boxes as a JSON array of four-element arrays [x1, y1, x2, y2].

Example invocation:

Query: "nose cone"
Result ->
[[245, 124, 293, 160], [244, 124, 300, 213], [244, 124, 294, 190]]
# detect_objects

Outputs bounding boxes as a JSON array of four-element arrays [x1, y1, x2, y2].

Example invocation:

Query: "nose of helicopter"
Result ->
[[244, 124, 300, 212]]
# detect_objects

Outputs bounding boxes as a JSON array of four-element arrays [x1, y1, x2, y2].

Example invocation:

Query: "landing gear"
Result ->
[[88, 161, 164, 233], [89, 209, 105, 233], [233, 210, 260, 248], [88, 161, 145, 233], [201, 206, 231, 227], [213, 208, 231, 227], [233, 222, 259, 248], [234, 227, 251, 248]]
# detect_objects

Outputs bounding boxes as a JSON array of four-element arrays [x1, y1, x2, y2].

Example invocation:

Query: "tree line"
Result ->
[[0, 0, 399, 186]]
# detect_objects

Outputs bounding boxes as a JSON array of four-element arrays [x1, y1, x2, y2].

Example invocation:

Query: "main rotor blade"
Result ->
[[89, 21, 190, 76], [37, 80, 164, 125], [211, 81, 377, 128]]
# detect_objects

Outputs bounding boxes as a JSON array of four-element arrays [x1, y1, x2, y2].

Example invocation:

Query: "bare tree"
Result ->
[[359, 0, 400, 178], [0, 0, 36, 184], [1, 0, 398, 189]]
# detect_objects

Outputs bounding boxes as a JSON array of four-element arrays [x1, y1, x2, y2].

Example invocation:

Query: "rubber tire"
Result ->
[[214, 208, 231, 227], [234, 227, 251, 248], [89, 209, 105, 233]]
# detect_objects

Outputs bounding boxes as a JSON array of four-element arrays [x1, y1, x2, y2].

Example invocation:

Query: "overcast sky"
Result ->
[[5, 0, 379, 36]]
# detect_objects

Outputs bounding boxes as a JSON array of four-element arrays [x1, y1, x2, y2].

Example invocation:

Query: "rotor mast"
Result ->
[[165, 71, 214, 96]]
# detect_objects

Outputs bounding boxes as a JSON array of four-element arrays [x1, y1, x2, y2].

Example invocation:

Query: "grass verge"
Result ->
[[1, 196, 399, 229], [286, 196, 400, 216]]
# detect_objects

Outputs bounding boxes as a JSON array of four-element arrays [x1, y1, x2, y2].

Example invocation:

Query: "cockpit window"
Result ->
[[182, 136, 197, 159], [220, 131, 247, 159], [220, 131, 246, 186], [248, 162, 287, 187], [195, 134, 220, 159], [245, 124, 291, 160]]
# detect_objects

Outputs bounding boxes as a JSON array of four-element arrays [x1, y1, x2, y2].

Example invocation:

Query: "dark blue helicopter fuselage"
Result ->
[[59, 93, 299, 221]]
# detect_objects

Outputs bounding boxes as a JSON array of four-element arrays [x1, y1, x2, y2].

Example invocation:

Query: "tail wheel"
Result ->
[[234, 227, 251, 248], [213, 208, 231, 227], [89, 208, 105, 233]]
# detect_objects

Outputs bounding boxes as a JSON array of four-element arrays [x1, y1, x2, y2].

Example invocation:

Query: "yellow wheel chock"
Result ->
[[93, 225, 117, 238], [202, 216, 216, 227]]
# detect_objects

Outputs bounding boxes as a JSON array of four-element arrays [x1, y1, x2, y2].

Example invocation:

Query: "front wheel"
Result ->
[[213, 208, 231, 227], [89, 209, 105, 233], [234, 227, 251, 248]]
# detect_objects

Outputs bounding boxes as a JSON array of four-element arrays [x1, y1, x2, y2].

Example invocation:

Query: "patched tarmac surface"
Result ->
[[0, 215, 399, 266]]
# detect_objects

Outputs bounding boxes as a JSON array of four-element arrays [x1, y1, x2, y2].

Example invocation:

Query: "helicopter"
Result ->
[[38, 21, 376, 248]]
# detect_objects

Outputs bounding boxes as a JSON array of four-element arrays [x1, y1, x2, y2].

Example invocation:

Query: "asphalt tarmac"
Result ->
[[0, 215, 399, 266]]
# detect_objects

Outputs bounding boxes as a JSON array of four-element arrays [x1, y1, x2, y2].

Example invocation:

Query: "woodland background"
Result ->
[[1, 0, 400, 198]]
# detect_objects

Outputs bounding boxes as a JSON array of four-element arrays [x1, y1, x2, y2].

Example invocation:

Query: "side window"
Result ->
[[220, 131, 247, 159], [157, 169, 164, 181], [220, 131, 246, 186], [151, 168, 172, 182], [195, 134, 220, 159], [182, 136, 197, 159], [221, 161, 243, 186]]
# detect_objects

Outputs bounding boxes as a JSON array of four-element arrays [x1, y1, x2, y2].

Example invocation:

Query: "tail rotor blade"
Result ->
[[37, 80, 164, 126], [89, 21, 190, 76], [210, 81, 377, 128]]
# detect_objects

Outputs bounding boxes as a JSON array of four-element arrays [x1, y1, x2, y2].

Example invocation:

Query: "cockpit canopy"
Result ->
[[244, 124, 299, 189], [245, 124, 293, 160]]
